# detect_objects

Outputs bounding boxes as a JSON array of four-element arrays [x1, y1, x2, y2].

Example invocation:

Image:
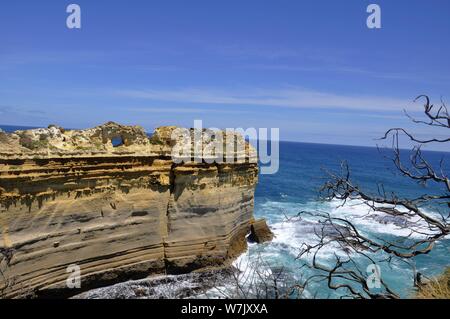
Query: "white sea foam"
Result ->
[[323, 198, 441, 240], [225, 198, 447, 298], [259, 198, 440, 245]]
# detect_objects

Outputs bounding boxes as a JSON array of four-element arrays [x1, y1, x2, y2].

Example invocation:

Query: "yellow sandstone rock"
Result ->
[[0, 122, 259, 298]]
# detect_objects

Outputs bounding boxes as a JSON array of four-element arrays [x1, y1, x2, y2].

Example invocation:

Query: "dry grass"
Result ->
[[416, 268, 450, 299]]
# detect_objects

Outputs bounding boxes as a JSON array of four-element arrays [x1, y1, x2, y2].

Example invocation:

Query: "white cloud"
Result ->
[[127, 106, 250, 114], [115, 86, 414, 112]]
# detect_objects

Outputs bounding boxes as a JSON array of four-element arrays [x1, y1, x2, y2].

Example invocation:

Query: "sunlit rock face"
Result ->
[[0, 122, 258, 298]]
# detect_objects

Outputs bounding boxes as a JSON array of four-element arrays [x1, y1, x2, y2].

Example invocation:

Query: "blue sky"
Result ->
[[0, 0, 449, 150]]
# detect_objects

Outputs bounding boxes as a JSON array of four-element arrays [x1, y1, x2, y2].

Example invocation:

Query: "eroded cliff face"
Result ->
[[0, 122, 258, 298]]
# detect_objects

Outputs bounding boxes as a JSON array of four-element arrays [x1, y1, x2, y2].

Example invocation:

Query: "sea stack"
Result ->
[[0, 122, 260, 298]]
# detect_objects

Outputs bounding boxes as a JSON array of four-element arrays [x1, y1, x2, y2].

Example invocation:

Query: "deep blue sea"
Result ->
[[2, 125, 449, 298], [247, 141, 450, 298]]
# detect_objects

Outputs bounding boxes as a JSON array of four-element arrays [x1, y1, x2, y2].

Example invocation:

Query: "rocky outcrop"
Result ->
[[247, 219, 274, 244], [0, 122, 258, 298], [71, 268, 236, 299]]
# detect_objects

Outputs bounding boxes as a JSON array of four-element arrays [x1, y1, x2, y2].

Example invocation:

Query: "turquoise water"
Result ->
[[244, 141, 450, 298], [2, 125, 449, 298]]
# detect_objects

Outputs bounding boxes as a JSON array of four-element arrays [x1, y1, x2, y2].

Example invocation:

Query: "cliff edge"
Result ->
[[0, 122, 259, 298]]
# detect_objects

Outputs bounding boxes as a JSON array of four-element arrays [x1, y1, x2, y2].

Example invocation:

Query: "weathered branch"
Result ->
[[297, 96, 449, 299]]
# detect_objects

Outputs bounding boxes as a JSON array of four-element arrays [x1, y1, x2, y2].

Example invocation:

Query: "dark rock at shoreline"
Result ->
[[248, 219, 274, 243], [71, 268, 236, 299]]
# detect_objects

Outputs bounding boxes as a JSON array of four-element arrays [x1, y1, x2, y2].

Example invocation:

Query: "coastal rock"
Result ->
[[0, 122, 258, 298], [71, 268, 237, 299], [248, 219, 274, 244]]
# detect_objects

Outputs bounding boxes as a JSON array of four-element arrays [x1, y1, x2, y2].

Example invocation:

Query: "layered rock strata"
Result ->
[[0, 122, 259, 298]]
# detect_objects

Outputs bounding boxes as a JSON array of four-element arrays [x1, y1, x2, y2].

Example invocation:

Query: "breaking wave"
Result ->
[[229, 197, 449, 298]]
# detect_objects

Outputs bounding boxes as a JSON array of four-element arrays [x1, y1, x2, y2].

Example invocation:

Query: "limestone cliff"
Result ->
[[0, 122, 259, 298]]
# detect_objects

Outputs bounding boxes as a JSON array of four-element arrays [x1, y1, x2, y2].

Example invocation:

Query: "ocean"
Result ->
[[2, 125, 449, 298], [246, 141, 450, 298]]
